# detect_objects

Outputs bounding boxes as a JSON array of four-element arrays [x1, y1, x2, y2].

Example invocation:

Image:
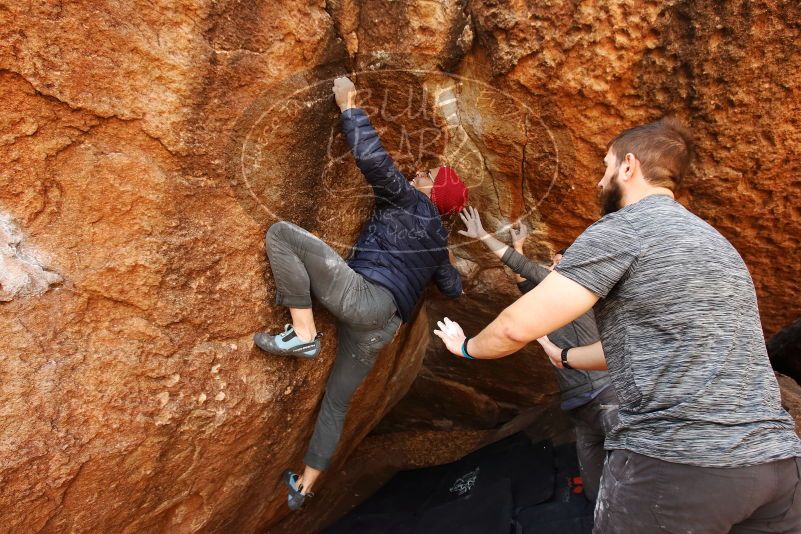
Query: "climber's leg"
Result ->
[[264, 221, 355, 334], [282, 314, 400, 509], [296, 465, 321, 495], [288, 307, 317, 344], [569, 386, 620, 501], [265, 220, 397, 322], [264, 221, 402, 505], [302, 314, 402, 480], [257, 221, 370, 356]]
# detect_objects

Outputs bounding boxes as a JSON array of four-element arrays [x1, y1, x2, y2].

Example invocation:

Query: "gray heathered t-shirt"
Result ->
[[556, 194, 801, 467]]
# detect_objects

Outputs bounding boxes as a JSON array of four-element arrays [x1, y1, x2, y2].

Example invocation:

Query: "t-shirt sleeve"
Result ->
[[555, 214, 640, 298]]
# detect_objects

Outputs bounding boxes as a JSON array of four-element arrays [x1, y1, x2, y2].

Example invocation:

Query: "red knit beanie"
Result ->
[[430, 166, 468, 215]]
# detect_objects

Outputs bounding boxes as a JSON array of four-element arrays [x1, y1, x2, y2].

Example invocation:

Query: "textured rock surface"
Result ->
[[1, 0, 800, 532], [0, 213, 62, 301]]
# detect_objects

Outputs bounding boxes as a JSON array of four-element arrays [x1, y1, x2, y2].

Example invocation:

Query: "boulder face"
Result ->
[[0, 213, 62, 301], [1, 1, 800, 532]]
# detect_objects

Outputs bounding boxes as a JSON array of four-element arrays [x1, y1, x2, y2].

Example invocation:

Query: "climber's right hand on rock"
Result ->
[[333, 76, 357, 112]]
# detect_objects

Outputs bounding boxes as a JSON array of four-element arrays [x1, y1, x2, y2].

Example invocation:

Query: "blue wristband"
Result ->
[[461, 337, 475, 360]]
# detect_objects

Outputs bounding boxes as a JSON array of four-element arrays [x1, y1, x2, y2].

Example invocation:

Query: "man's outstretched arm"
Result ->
[[333, 77, 415, 208], [433, 271, 599, 359]]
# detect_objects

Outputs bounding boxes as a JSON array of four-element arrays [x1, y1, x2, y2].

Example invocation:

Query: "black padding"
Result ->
[[415, 478, 513, 533], [328, 434, 596, 534]]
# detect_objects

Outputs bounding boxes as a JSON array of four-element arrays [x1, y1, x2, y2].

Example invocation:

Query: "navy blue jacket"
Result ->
[[341, 108, 462, 322]]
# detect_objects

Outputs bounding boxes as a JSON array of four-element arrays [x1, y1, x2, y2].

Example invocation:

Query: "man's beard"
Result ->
[[599, 175, 623, 216]]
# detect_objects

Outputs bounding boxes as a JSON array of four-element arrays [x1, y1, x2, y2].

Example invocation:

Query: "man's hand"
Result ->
[[536, 337, 607, 370], [458, 207, 489, 240], [536, 335, 563, 368], [510, 221, 529, 252], [333, 76, 357, 112], [433, 317, 467, 357]]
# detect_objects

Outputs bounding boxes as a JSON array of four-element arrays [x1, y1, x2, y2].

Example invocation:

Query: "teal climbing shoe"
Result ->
[[254, 325, 321, 359], [283, 469, 313, 511]]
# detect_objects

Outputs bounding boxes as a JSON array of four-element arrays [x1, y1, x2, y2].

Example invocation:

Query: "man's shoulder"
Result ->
[[622, 195, 732, 252], [588, 210, 631, 230], [616, 194, 698, 228], [579, 195, 696, 244], [576, 209, 640, 246]]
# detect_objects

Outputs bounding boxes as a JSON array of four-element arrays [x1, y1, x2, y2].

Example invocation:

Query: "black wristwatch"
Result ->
[[561, 347, 573, 369]]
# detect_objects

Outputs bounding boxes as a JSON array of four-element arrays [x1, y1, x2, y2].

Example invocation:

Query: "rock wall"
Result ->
[[1, 1, 800, 532], [0, 213, 62, 301]]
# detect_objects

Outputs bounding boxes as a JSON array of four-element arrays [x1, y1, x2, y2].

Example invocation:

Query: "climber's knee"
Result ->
[[266, 220, 293, 245], [266, 221, 316, 251]]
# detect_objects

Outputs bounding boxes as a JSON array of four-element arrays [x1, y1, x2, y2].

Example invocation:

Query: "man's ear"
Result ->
[[623, 153, 637, 181]]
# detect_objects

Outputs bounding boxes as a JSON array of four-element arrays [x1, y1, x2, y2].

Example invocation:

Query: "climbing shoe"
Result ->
[[254, 325, 321, 359], [283, 469, 313, 511]]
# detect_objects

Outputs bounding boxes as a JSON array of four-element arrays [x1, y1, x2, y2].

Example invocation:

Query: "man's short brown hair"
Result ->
[[607, 118, 695, 190]]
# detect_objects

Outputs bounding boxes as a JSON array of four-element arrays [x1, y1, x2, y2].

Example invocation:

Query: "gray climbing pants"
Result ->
[[594, 450, 801, 533], [568, 386, 620, 502], [265, 221, 401, 471]]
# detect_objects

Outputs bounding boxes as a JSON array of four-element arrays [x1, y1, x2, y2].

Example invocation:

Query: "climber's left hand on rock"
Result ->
[[510, 220, 529, 251], [333, 76, 357, 112], [433, 317, 466, 356]]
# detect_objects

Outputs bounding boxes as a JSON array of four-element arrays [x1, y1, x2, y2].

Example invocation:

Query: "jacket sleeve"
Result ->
[[341, 108, 417, 208], [500, 247, 551, 288], [434, 262, 463, 298], [517, 279, 537, 295]]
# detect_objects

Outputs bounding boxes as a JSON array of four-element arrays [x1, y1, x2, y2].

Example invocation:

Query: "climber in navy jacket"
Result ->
[[254, 76, 468, 510]]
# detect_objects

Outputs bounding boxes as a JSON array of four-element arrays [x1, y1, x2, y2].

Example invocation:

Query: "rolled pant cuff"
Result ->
[[275, 293, 313, 309], [303, 451, 330, 471]]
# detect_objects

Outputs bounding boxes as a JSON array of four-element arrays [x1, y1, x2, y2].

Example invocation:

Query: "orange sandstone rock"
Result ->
[[1, 1, 799, 532]]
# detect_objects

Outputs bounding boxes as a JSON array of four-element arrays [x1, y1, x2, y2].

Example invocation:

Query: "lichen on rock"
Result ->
[[0, 213, 62, 301]]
